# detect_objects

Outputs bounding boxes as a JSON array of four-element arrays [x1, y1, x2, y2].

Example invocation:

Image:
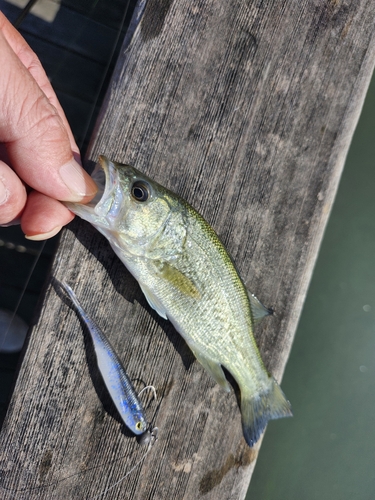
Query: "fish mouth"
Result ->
[[86, 156, 114, 209], [64, 155, 120, 227]]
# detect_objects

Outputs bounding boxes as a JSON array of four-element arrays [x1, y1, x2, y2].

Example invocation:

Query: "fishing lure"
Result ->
[[60, 281, 152, 442]]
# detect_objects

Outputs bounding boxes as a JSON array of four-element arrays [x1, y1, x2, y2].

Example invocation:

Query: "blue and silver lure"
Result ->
[[60, 281, 151, 442]]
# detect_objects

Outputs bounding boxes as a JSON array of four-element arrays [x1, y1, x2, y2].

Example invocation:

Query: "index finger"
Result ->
[[0, 19, 97, 203], [0, 11, 78, 154]]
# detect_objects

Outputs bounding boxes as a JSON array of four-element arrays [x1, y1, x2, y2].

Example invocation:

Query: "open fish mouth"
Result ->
[[85, 156, 114, 210], [85, 162, 106, 207], [64, 155, 121, 228]]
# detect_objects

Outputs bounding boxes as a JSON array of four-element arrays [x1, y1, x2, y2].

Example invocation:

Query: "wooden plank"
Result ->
[[1, 0, 375, 499]]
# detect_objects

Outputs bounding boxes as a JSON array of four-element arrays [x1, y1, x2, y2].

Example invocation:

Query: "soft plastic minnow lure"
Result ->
[[61, 281, 151, 442]]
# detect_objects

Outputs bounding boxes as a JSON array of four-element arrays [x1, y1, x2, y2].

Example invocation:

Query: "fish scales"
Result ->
[[65, 156, 292, 446], [145, 209, 260, 369]]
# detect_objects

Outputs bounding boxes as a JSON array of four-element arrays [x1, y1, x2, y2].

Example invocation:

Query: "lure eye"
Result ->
[[131, 181, 150, 202], [136, 421, 144, 431]]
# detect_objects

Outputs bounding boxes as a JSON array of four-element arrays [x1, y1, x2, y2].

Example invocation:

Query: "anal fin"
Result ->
[[189, 346, 231, 392], [249, 293, 273, 325]]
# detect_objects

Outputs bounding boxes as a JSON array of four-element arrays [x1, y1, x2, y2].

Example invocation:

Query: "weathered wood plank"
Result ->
[[1, 0, 375, 499]]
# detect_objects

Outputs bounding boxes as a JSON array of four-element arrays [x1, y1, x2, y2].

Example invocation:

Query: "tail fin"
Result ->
[[241, 378, 292, 447]]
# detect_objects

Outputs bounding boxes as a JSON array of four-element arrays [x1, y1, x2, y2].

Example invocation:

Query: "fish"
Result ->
[[59, 281, 151, 443], [65, 155, 292, 446]]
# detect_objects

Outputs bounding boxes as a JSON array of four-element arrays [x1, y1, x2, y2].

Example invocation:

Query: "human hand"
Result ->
[[0, 12, 97, 240]]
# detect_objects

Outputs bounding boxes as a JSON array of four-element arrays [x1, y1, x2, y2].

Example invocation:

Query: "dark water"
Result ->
[[247, 73, 375, 499]]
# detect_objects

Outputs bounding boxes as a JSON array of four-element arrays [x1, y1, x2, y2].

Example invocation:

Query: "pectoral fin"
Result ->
[[189, 345, 231, 392], [156, 261, 201, 300], [139, 283, 168, 320], [249, 293, 273, 325]]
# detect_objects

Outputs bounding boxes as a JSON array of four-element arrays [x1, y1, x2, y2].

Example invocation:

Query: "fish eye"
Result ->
[[131, 181, 150, 202], [136, 421, 144, 430]]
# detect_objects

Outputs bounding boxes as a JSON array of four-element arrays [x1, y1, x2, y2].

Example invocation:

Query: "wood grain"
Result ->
[[1, 0, 375, 498]]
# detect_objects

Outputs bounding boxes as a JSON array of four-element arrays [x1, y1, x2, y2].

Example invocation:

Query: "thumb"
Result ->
[[0, 27, 97, 203]]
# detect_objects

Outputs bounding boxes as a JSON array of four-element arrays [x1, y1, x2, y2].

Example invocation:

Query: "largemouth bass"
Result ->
[[65, 156, 292, 446]]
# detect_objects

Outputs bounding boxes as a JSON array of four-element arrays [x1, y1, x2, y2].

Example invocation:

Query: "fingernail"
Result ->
[[25, 226, 62, 241], [0, 178, 9, 206], [59, 158, 97, 201], [0, 217, 21, 227]]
